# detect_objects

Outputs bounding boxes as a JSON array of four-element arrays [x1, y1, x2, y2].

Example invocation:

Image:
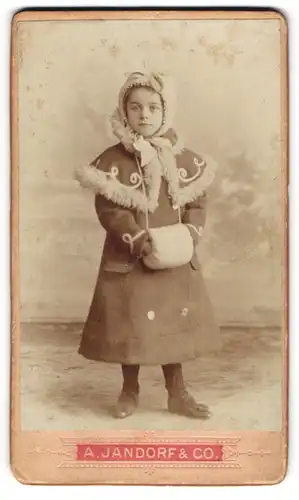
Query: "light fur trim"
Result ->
[[75, 156, 162, 214], [158, 148, 216, 207], [75, 153, 217, 213], [178, 155, 217, 206], [75, 164, 147, 211]]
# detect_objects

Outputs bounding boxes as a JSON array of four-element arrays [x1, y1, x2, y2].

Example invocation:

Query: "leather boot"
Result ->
[[162, 363, 212, 419], [114, 364, 140, 419]]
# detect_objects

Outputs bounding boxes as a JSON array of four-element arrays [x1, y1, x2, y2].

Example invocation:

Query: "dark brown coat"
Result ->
[[76, 142, 221, 365]]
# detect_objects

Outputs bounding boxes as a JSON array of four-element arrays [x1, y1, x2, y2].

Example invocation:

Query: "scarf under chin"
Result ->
[[110, 107, 183, 168], [108, 107, 185, 210]]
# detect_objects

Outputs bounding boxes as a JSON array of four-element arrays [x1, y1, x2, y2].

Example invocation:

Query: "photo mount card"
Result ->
[[10, 8, 288, 486]]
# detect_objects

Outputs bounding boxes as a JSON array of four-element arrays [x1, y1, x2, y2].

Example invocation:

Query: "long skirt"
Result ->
[[78, 260, 221, 365]]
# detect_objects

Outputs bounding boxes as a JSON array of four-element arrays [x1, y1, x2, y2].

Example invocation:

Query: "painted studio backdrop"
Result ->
[[18, 19, 283, 327]]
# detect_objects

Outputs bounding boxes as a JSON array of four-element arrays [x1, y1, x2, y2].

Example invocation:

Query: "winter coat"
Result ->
[[76, 141, 221, 365]]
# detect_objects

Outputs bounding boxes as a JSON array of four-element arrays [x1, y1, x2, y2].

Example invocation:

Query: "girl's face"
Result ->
[[125, 87, 164, 137]]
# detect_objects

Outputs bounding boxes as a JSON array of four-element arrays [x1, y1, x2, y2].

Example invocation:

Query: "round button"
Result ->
[[181, 307, 189, 316], [147, 310, 155, 320]]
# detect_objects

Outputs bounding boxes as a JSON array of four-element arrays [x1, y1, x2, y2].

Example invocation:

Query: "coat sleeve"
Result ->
[[95, 194, 151, 257], [182, 193, 207, 246]]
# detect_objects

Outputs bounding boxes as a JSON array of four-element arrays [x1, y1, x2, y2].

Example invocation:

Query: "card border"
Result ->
[[10, 8, 289, 486]]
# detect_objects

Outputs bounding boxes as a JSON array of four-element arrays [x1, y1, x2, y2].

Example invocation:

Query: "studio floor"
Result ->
[[20, 323, 283, 431]]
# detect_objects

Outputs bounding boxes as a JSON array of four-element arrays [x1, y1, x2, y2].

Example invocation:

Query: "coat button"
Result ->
[[147, 310, 155, 320], [181, 307, 188, 316]]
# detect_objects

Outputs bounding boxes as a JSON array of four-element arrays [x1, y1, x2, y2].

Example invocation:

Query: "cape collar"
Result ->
[[75, 107, 216, 213], [75, 146, 217, 214]]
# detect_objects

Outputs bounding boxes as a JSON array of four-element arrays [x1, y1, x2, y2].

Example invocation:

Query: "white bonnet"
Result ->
[[117, 71, 176, 136]]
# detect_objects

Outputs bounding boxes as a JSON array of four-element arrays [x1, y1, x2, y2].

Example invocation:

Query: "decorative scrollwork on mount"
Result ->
[[28, 447, 74, 458], [144, 467, 156, 475]]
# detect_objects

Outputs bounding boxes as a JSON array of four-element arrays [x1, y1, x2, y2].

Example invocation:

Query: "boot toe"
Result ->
[[114, 408, 133, 419], [114, 404, 135, 419], [114, 391, 139, 419], [168, 394, 212, 420]]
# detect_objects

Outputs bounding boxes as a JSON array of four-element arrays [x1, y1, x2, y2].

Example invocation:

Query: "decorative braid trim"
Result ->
[[178, 156, 217, 206], [122, 230, 147, 253], [75, 155, 162, 214], [75, 154, 217, 212]]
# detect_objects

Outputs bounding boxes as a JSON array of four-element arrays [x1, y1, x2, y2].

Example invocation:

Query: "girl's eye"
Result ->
[[150, 105, 160, 112]]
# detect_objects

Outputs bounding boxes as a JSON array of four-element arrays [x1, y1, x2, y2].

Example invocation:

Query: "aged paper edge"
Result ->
[[10, 8, 289, 486], [11, 8, 286, 22]]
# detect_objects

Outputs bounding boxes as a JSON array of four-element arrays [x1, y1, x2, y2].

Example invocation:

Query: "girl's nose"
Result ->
[[140, 107, 149, 120]]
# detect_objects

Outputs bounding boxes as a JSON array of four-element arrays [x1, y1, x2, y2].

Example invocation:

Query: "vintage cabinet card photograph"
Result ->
[[10, 8, 288, 485]]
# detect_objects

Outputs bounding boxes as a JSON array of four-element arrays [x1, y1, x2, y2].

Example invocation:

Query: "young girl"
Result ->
[[75, 71, 220, 420]]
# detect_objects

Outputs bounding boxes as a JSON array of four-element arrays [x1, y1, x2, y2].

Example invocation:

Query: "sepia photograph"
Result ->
[[11, 9, 287, 485]]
